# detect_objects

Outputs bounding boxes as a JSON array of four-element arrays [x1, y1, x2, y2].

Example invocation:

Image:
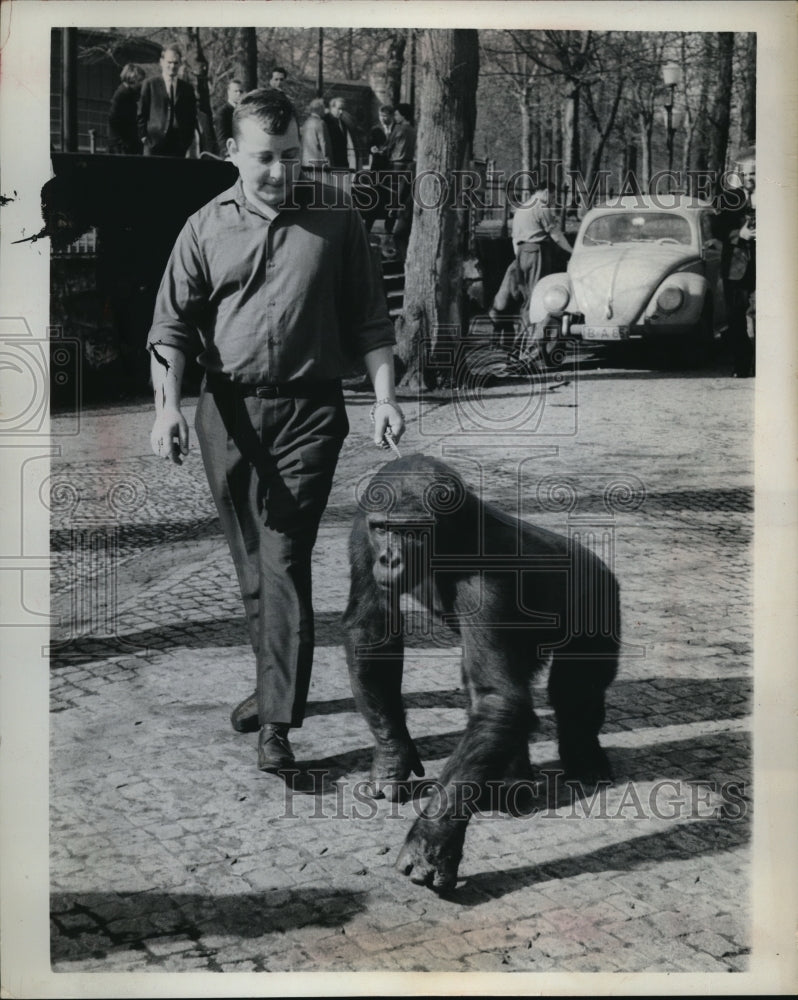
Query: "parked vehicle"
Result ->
[[527, 194, 726, 362]]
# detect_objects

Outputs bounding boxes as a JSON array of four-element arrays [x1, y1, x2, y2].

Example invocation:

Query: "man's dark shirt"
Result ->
[[386, 121, 415, 165], [147, 180, 395, 384]]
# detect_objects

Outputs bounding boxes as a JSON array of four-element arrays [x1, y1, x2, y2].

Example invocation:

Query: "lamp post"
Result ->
[[661, 62, 683, 188]]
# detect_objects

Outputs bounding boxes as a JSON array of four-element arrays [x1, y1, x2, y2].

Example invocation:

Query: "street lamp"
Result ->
[[661, 62, 683, 187]]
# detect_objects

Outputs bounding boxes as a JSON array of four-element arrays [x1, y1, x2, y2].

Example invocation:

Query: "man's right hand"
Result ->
[[151, 407, 189, 464]]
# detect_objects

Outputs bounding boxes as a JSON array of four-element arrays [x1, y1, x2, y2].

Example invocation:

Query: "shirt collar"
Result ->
[[218, 177, 320, 218]]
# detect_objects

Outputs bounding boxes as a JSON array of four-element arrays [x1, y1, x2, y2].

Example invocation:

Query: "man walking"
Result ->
[[147, 90, 404, 778], [137, 44, 197, 157]]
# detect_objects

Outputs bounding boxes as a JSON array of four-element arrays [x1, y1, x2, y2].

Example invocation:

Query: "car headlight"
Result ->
[[657, 286, 684, 313], [542, 284, 570, 315]]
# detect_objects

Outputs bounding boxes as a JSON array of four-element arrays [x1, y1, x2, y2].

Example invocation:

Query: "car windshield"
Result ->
[[582, 212, 692, 246]]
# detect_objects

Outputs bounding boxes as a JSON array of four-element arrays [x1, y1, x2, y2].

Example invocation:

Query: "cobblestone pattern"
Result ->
[[49, 366, 753, 975]]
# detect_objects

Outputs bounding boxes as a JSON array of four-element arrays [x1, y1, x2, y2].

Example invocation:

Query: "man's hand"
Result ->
[[151, 406, 189, 464], [372, 401, 405, 449]]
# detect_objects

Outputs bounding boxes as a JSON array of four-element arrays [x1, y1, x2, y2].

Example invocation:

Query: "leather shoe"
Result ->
[[257, 725, 296, 773], [230, 692, 259, 733]]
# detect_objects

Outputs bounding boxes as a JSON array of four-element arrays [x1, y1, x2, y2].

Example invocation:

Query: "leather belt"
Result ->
[[206, 373, 341, 399]]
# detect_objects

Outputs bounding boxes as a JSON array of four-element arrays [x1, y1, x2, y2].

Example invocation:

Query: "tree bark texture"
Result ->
[[234, 27, 258, 92], [394, 29, 479, 387], [739, 32, 756, 149], [707, 32, 734, 174], [385, 32, 407, 109]]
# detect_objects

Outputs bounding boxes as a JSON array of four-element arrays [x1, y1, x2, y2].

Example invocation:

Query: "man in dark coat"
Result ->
[[108, 63, 145, 154], [213, 79, 244, 155], [323, 97, 356, 171], [137, 45, 198, 157]]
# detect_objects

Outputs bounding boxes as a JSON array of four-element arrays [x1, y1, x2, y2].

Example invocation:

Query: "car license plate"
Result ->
[[580, 326, 628, 340]]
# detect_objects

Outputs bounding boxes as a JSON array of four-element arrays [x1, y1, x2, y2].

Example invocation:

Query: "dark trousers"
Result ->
[[143, 128, 188, 157], [723, 281, 755, 377], [194, 379, 349, 727]]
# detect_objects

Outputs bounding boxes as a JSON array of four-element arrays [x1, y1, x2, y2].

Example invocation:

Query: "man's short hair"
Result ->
[[307, 97, 326, 116], [396, 103, 414, 123], [120, 63, 145, 86], [233, 88, 298, 139], [379, 104, 394, 115], [161, 44, 183, 60], [271, 66, 287, 78], [228, 78, 243, 90], [329, 96, 346, 109]]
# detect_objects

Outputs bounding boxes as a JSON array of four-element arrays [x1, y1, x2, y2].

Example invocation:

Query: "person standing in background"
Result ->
[[269, 67, 288, 91], [108, 63, 145, 154], [300, 98, 332, 175], [214, 79, 244, 154], [383, 103, 416, 243], [324, 97, 357, 171], [368, 104, 395, 170], [137, 44, 198, 158]]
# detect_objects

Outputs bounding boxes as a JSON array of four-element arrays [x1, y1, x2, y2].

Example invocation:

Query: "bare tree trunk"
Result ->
[[690, 33, 713, 174], [234, 27, 258, 91], [638, 112, 652, 190], [532, 106, 542, 171], [394, 29, 479, 388], [707, 32, 734, 173], [190, 28, 213, 121], [562, 87, 581, 196], [739, 32, 756, 148], [519, 87, 533, 176], [385, 32, 407, 108], [316, 28, 324, 97]]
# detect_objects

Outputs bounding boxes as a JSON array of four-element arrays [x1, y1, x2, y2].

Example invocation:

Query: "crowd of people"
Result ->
[[108, 45, 414, 171], [108, 44, 417, 245]]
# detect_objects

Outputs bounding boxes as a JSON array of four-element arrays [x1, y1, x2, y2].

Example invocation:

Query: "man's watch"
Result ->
[[369, 399, 404, 423]]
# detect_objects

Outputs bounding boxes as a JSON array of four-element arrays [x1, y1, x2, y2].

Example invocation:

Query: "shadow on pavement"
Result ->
[[50, 887, 369, 962], [449, 811, 750, 907]]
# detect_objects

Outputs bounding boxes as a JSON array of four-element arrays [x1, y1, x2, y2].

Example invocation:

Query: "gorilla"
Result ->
[[343, 454, 619, 891]]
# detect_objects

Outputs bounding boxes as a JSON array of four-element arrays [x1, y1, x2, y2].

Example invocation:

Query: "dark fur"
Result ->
[[343, 455, 619, 891]]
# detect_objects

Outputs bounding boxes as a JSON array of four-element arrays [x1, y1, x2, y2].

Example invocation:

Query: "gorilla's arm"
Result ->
[[343, 512, 424, 799]]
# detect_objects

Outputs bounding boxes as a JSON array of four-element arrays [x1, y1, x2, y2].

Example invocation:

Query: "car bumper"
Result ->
[[552, 322, 698, 343]]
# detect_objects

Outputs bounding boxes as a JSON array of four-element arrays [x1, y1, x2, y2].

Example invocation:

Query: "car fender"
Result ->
[[643, 271, 710, 327], [528, 272, 572, 325]]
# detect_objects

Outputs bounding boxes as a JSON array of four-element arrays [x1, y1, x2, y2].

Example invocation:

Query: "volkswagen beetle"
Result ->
[[528, 194, 727, 358]]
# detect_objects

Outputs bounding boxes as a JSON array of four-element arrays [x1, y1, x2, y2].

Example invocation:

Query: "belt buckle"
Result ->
[[255, 385, 280, 399]]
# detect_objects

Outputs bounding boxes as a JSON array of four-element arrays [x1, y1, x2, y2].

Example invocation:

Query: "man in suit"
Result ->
[[214, 79, 244, 155], [323, 97, 357, 172], [137, 45, 198, 157]]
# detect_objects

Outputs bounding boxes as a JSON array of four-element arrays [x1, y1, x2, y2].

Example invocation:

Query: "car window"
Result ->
[[582, 212, 693, 246]]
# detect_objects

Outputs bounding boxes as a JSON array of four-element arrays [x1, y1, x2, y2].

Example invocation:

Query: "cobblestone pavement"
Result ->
[[48, 348, 754, 980]]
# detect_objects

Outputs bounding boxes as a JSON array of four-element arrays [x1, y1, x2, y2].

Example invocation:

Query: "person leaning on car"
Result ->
[[490, 176, 573, 331], [511, 178, 573, 298]]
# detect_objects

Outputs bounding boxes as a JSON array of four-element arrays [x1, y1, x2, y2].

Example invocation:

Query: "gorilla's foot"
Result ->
[[369, 738, 425, 802], [396, 816, 467, 892]]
